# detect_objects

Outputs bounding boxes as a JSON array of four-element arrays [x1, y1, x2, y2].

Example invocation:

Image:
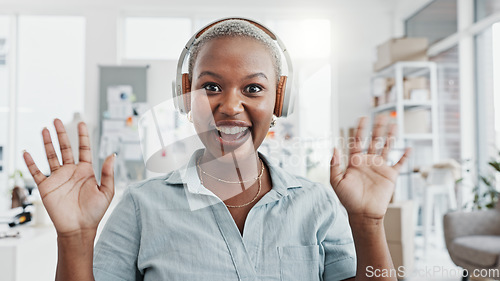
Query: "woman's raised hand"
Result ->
[[330, 116, 410, 220], [23, 119, 115, 236]]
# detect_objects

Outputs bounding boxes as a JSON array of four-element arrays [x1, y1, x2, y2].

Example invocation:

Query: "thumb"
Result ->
[[100, 153, 116, 201], [330, 147, 343, 188]]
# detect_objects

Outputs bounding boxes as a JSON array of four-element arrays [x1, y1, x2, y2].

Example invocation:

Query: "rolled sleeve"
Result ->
[[93, 188, 143, 281], [322, 191, 356, 281]]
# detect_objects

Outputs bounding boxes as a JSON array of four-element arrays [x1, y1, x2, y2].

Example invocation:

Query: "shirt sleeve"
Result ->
[[93, 188, 143, 281], [322, 190, 357, 281]]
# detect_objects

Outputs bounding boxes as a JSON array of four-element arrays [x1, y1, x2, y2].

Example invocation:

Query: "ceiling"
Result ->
[[0, 0, 401, 12]]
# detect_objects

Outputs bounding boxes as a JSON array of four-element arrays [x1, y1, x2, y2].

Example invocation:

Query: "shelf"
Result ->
[[372, 100, 432, 113], [372, 61, 437, 79]]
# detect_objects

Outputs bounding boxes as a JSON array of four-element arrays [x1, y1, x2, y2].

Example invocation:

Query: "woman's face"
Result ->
[[190, 36, 277, 161]]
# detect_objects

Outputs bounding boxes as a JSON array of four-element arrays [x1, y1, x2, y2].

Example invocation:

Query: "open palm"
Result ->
[[23, 119, 115, 235], [330, 117, 410, 219]]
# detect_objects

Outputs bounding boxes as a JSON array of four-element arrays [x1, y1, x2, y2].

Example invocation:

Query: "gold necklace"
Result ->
[[225, 175, 261, 208], [198, 158, 264, 184], [197, 157, 264, 208]]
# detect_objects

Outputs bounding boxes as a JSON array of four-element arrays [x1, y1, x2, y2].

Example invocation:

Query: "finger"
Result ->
[[100, 153, 116, 203], [42, 127, 61, 172], [23, 151, 47, 186], [393, 148, 412, 172], [381, 124, 397, 161], [78, 122, 92, 163], [349, 117, 368, 157], [54, 119, 74, 165], [330, 148, 343, 188], [367, 115, 387, 154]]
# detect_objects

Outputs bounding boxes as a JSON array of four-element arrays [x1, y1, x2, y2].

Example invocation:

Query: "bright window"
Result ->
[[266, 19, 331, 59], [15, 15, 85, 175], [475, 22, 500, 182], [0, 16, 10, 167], [0, 15, 10, 209], [124, 17, 191, 60], [475, 0, 500, 22], [493, 23, 500, 150]]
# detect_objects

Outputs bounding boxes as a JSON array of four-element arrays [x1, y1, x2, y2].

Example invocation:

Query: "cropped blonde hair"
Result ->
[[188, 19, 282, 83]]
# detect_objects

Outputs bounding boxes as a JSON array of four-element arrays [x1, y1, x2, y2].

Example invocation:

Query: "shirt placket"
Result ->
[[210, 203, 258, 281]]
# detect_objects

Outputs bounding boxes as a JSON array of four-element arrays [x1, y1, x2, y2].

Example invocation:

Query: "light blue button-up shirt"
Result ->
[[94, 150, 356, 280]]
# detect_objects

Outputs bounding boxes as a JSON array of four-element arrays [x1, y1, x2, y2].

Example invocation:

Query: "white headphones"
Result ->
[[172, 17, 295, 117]]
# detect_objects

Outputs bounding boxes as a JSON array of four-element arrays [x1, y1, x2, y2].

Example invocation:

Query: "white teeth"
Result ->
[[216, 126, 248, 135]]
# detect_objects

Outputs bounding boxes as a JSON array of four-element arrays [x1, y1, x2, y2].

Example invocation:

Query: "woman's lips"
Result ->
[[213, 126, 251, 148]]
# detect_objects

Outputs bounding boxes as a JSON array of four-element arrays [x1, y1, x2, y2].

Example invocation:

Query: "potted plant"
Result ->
[[470, 152, 500, 210]]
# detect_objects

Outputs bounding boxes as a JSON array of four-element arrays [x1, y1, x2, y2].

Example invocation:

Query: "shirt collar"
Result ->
[[164, 149, 302, 195]]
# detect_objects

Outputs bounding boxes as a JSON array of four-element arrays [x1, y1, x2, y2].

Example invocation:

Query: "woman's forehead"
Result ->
[[193, 37, 276, 76]]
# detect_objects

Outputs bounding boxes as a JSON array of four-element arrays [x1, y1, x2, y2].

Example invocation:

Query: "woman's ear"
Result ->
[[273, 76, 287, 117], [182, 73, 192, 112]]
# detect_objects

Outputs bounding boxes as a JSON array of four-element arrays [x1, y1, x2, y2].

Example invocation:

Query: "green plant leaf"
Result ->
[[481, 176, 492, 187], [488, 161, 500, 173]]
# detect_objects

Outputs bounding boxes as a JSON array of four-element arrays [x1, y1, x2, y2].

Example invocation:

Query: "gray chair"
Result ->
[[443, 203, 500, 280]]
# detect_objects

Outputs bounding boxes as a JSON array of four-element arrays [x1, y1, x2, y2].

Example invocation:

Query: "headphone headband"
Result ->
[[173, 17, 294, 117]]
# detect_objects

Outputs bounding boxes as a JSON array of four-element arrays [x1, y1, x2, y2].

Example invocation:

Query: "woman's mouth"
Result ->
[[214, 125, 251, 146]]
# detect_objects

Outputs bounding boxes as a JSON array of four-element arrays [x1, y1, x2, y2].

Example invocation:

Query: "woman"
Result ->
[[23, 19, 409, 280]]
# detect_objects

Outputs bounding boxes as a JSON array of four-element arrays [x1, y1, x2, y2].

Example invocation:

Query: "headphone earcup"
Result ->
[[181, 73, 191, 113], [274, 76, 287, 117]]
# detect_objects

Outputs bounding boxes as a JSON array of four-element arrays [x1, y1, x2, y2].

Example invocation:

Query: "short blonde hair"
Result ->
[[188, 19, 282, 83]]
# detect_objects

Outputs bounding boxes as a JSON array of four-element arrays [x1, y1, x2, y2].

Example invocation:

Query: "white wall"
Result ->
[[0, 0, 399, 154], [332, 8, 394, 132]]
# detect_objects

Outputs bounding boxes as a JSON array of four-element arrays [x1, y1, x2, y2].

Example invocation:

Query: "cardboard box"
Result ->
[[384, 201, 414, 243], [388, 242, 414, 279], [403, 77, 429, 100], [404, 108, 431, 134], [374, 37, 429, 72], [384, 201, 414, 279]]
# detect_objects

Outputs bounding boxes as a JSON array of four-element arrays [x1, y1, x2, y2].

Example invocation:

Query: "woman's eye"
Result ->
[[245, 84, 263, 94], [203, 83, 221, 92]]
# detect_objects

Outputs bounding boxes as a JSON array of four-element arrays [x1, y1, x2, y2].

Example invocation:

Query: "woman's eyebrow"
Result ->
[[197, 71, 223, 79], [197, 71, 268, 81], [244, 73, 268, 80]]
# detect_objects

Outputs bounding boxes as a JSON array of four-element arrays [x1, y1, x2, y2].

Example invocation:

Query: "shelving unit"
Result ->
[[371, 61, 440, 199]]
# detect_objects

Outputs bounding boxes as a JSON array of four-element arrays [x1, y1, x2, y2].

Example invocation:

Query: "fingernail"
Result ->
[[22, 149, 26, 154]]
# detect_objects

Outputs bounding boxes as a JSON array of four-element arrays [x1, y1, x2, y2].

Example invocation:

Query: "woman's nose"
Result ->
[[218, 89, 244, 116]]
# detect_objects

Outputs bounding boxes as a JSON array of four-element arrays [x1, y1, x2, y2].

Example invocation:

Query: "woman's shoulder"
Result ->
[[127, 172, 174, 190], [289, 174, 339, 203], [124, 170, 187, 200], [263, 157, 339, 207]]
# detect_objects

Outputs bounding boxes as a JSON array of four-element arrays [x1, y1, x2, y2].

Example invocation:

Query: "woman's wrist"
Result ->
[[348, 214, 385, 234], [57, 228, 97, 245]]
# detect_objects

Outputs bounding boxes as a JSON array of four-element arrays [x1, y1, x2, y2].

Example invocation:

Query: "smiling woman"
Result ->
[[23, 18, 409, 281]]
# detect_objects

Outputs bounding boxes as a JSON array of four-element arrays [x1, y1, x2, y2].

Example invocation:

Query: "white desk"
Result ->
[[0, 187, 125, 281], [0, 224, 57, 281]]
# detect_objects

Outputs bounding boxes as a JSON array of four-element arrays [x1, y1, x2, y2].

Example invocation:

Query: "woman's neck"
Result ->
[[199, 150, 261, 184]]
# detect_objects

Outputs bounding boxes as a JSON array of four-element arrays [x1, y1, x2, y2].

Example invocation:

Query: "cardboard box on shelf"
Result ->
[[404, 108, 431, 134], [373, 78, 395, 107], [384, 201, 414, 279], [404, 77, 429, 100], [386, 85, 396, 103], [374, 37, 429, 72]]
